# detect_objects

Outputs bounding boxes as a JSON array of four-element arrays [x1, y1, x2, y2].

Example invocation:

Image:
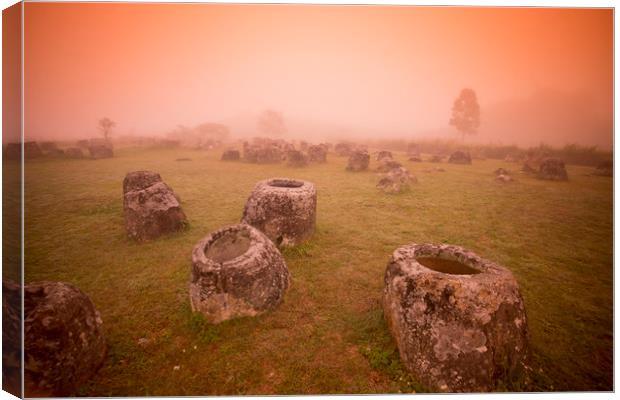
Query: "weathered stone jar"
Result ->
[[346, 150, 370, 171], [242, 178, 317, 246], [189, 224, 290, 323], [377, 166, 417, 194], [221, 149, 241, 161], [383, 243, 529, 392], [448, 150, 472, 164], [307, 144, 327, 163], [123, 171, 188, 242], [18, 281, 106, 397], [537, 158, 568, 181], [286, 150, 308, 167]]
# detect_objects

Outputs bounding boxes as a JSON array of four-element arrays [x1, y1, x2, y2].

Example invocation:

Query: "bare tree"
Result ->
[[449, 89, 480, 141], [257, 109, 286, 137], [98, 117, 116, 141]]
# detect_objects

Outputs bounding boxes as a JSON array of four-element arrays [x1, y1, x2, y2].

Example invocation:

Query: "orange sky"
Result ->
[[23, 4, 613, 148]]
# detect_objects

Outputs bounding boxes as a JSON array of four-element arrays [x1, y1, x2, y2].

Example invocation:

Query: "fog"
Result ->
[[22, 4, 612, 149]]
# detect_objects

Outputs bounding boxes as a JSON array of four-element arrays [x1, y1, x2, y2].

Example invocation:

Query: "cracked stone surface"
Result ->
[[242, 178, 316, 246], [19, 281, 106, 397], [383, 243, 529, 392], [123, 171, 188, 242], [189, 224, 290, 323]]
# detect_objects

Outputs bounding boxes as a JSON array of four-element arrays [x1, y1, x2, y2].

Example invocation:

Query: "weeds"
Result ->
[[281, 242, 314, 258], [186, 308, 221, 345]]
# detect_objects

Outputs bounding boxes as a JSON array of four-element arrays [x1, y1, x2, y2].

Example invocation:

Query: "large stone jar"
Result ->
[[346, 150, 370, 171], [537, 158, 568, 181], [241, 178, 316, 246], [383, 243, 529, 392], [21, 281, 106, 397], [123, 171, 188, 242], [189, 224, 290, 323]]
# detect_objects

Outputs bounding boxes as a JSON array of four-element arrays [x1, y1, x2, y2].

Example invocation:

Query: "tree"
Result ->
[[257, 109, 286, 137], [449, 88, 480, 141], [98, 117, 116, 140]]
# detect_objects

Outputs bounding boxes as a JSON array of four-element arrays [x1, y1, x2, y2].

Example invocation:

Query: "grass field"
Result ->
[[21, 146, 613, 394]]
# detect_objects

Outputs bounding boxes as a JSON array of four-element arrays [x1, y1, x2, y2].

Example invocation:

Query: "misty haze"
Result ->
[[2, 3, 613, 397], [18, 4, 612, 149]]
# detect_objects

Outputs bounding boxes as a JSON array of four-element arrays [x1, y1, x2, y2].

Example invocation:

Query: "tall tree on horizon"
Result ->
[[449, 88, 480, 141], [98, 117, 116, 141]]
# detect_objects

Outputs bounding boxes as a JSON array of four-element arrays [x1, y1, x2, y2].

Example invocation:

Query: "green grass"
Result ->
[[19, 146, 612, 394]]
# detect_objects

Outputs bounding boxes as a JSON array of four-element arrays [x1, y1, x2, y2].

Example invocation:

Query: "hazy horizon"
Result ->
[[21, 4, 613, 149]]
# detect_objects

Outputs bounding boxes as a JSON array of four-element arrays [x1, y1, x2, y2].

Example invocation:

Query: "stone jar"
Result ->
[[377, 166, 417, 194], [307, 145, 327, 163], [221, 149, 241, 161], [346, 150, 370, 172], [242, 178, 317, 247], [383, 243, 529, 392], [448, 150, 472, 165], [189, 224, 290, 323], [123, 171, 188, 242], [537, 158, 568, 181], [20, 281, 106, 397]]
